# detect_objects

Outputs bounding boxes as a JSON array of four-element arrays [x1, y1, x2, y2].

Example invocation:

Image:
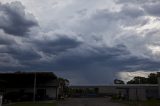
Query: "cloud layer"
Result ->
[[1, 0, 160, 85]]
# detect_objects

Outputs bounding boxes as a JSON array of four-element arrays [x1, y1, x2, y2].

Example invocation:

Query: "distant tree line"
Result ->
[[114, 73, 159, 84], [127, 73, 158, 84]]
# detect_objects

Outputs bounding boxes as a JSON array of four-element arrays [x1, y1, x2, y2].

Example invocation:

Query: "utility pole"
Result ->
[[33, 72, 37, 102]]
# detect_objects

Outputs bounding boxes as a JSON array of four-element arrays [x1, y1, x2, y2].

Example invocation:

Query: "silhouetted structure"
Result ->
[[0, 72, 64, 103]]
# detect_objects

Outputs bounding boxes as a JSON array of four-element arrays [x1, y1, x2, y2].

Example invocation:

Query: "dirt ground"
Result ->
[[57, 98, 126, 106]]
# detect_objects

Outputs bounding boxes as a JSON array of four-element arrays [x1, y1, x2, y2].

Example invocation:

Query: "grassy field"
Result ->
[[4, 102, 56, 106], [139, 99, 160, 106], [113, 99, 160, 106]]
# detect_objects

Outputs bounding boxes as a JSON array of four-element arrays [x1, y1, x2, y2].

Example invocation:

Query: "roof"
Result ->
[[0, 72, 58, 88], [115, 84, 158, 89], [70, 84, 159, 88]]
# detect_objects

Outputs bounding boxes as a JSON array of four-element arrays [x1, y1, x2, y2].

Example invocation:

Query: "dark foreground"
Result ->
[[57, 98, 126, 106], [4, 99, 160, 106]]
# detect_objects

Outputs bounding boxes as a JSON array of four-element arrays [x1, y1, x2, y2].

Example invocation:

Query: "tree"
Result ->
[[127, 73, 159, 84], [148, 73, 158, 84], [58, 78, 70, 98], [127, 76, 147, 84]]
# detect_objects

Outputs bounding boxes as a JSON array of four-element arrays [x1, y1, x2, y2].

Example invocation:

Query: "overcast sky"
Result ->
[[0, 0, 160, 85]]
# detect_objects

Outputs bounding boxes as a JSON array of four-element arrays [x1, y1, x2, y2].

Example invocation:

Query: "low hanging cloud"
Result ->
[[33, 35, 82, 55], [0, 53, 22, 68], [0, 30, 16, 45]]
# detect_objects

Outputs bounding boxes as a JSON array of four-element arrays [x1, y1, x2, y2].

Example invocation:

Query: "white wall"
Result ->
[[46, 88, 57, 99]]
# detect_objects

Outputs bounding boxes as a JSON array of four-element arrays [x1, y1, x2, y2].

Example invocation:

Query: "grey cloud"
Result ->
[[116, 0, 160, 17], [143, 2, 160, 17], [115, 0, 160, 4], [74, 5, 146, 35], [0, 36, 15, 45], [0, 2, 38, 36], [120, 6, 144, 18], [119, 6, 147, 26], [0, 31, 16, 45]]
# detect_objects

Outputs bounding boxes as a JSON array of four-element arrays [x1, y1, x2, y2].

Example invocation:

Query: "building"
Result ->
[[70, 84, 159, 101], [0, 72, 63, 102], [115, 84, 158, 101]]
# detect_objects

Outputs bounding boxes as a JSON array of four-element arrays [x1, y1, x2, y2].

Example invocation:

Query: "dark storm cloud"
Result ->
[[9, 47, 41, 61], [0, 36, 15, 45], [0, 43, 41, 66], [9, 35, 82, 65], [0, 44, 129, 72], [4, 44, 159, 84], [0, 33, 82, 70], [0, 2, 38, 36], [0, 37, 160, 84], [52, 45, 129, 70], [34, 35, 82, 54], [0, 53, 21, 68]]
